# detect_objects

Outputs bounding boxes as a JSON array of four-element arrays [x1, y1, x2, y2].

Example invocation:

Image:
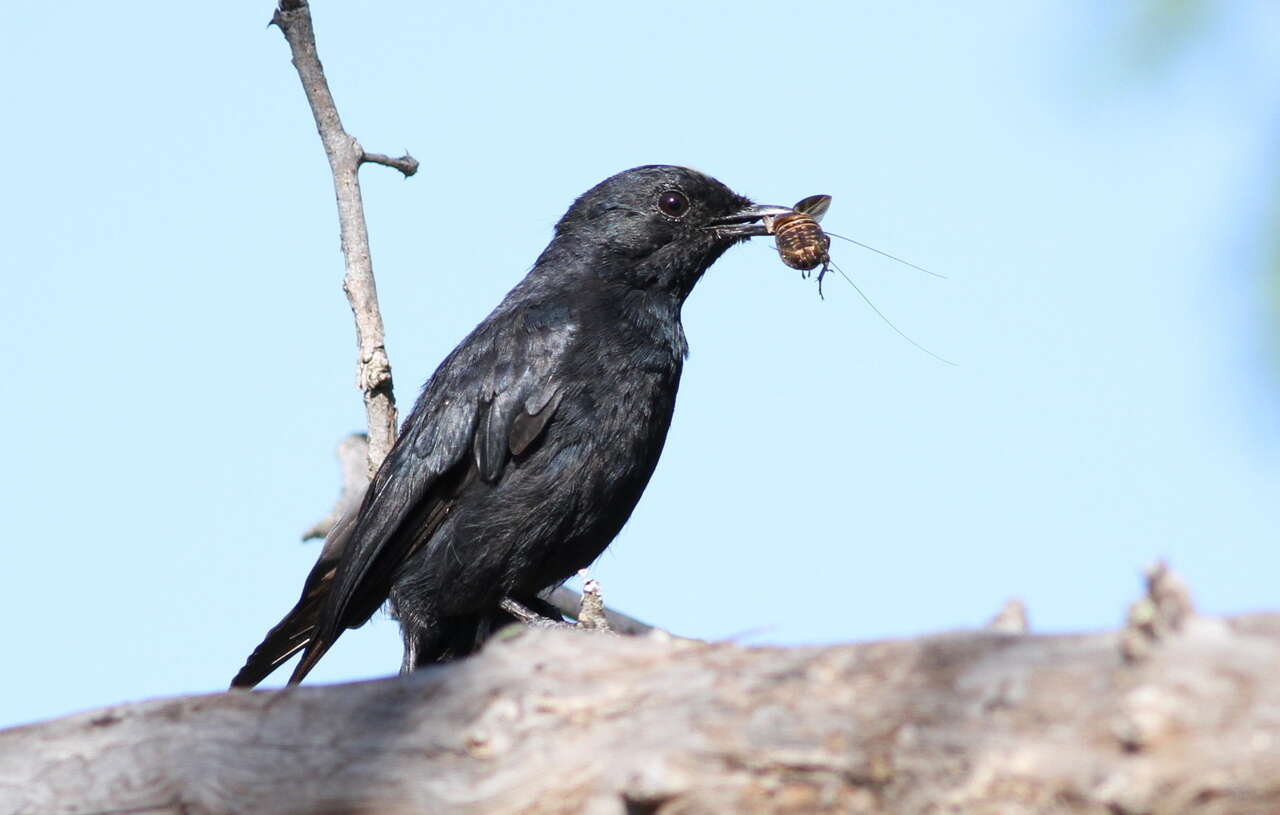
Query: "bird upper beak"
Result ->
[[705, 203, 796, 237]]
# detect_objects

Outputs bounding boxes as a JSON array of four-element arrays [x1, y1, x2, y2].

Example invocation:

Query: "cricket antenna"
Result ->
[[831, 261, 956, 366], [825, 231, 946, 279]]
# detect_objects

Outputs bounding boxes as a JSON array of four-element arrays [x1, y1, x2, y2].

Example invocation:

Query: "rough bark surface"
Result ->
[[5, 613, 1280, 815]]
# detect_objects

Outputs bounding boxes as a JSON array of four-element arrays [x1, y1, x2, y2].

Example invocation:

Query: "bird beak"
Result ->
[[706, 203, 796, 237]]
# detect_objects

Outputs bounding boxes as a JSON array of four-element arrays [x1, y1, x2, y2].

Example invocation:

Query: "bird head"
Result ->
[[547, 165, 791, 301]]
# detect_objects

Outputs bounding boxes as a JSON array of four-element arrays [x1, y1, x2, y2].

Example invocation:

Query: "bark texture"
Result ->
[[5, 612, 1280, 815]]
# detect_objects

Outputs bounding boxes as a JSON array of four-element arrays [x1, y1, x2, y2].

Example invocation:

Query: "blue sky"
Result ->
[[2, 1, 1277, 730]]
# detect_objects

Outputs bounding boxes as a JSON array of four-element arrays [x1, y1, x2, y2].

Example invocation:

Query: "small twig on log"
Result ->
[[499, 578, 613, 637], [1121, 560, 1195, 663], [271, 0, 412, 479], [986, 597, 1029, 633], [1142, 559, 1195, 631], [542, 585, 655, 635], [575, 571, 610, 631]]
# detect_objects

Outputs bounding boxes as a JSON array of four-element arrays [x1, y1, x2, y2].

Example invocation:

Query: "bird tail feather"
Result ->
[[230, 515, 355, 688]]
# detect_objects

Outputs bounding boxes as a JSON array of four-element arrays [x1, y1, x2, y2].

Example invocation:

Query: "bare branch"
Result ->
[[270, 0, 403, 479]]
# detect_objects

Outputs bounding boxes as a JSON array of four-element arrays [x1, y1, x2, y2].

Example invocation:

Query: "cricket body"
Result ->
[[765, 194, 833, 291]]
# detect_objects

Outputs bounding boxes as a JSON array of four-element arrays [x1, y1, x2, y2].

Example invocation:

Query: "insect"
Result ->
[[765, 194, 833, 295], [761, 194, 954, 364]]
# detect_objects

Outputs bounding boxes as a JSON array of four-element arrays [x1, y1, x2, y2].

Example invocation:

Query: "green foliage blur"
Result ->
[[1122, 0, 1280, 368]]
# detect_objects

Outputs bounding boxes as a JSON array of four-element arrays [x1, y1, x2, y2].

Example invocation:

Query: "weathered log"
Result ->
[[5, 609, 1280, 815]]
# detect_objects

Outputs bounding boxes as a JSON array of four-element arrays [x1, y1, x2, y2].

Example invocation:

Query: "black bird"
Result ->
[[232, 165, 792, 688]]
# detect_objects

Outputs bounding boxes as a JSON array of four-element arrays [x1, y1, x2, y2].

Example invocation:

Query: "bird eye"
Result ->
[[656, 190, 690, 218]]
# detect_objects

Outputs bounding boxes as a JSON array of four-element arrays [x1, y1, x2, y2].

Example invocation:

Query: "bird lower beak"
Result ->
[[706, 203, 796, 237]]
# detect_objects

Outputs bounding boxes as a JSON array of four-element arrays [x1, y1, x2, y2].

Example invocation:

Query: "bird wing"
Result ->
[[285, 307, 575, 684]]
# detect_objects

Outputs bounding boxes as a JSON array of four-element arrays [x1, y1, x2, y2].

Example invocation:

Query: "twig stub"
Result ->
[[362, 151, 420, 177], [1120, 560, 1195, 663], [576, 572, 611, 632]]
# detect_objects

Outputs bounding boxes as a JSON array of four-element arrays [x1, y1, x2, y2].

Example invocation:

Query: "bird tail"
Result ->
[[230, 515, 354, 689]]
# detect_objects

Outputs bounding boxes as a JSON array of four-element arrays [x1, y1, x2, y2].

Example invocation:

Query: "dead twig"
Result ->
[[271, 0, 414, 479]]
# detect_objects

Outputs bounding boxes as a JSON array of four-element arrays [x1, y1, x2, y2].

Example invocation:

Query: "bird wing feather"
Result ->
[[286, 310, 575, 684]]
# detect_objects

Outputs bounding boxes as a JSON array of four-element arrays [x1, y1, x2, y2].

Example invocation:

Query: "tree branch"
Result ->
[[271, 0, 409, 479], [7, 602, 1280, 814]]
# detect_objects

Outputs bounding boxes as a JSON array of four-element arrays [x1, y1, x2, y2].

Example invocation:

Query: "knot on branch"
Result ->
[[358, 346, 394, 393]]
